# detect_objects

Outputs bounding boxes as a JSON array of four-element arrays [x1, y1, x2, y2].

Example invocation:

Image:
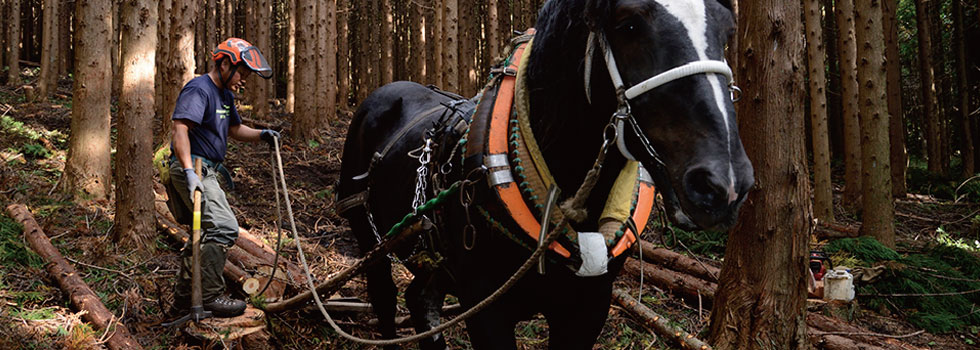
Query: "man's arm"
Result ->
[[229, 124, 263, 142], [173, 120, 196, 169]]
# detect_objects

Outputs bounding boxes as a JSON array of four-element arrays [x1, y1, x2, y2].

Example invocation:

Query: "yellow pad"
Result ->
[[192, 211, 201, 231], [153, 145, 172, 185], [600, 160, 640, 223]]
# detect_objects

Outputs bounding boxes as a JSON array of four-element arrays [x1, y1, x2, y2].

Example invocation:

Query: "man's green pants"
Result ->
[[166, 158, 239, 305]]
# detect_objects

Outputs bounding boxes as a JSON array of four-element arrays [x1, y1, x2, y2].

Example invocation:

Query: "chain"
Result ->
[[412, 138, 434, 213]]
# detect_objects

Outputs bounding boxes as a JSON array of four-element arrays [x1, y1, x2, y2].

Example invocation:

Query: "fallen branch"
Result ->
[[623, 258, 716, 307], [612, 288, 711, 350], [809, 334, 887, 350], [6, 204, 142, 350], [632, 240, 719, 282]]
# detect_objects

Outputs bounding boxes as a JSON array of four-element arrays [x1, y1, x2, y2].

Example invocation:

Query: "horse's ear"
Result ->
[[583, 0, 614, 31], [715, 0, 733, 12]]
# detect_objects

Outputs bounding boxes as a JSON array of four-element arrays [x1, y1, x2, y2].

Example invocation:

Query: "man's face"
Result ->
[[223, 63, 252, 91]]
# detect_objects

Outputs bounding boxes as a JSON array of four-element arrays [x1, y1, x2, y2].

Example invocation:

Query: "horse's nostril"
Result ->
[[684, 168, 729, 211]]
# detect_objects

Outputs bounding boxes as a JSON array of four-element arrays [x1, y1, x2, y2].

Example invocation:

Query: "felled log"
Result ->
[[612, 288, 712, 350], [807, 313, 922, 350], [6, 204, 142, 350], [235, 228, 309, 288], [623, 258, 716, 307], [155, 210, 288, 301], [366, 304, 464, 328], [809, 334, 886, 350], [264, 218, 425, 313], [632, 240, 720, 282]]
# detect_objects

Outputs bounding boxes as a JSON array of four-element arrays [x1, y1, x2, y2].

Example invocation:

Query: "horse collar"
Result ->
[[467, 31, 657, 276]]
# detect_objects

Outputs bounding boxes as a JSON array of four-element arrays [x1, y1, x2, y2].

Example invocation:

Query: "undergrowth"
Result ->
[[825, 236, 980, 333]]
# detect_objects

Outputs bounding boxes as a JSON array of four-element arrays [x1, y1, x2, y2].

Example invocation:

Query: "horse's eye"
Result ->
[[615, 17, 642, 33]]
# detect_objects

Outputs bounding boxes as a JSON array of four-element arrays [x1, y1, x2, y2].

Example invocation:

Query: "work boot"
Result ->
[[203, 295, 247, 317], [173, 241, 246, 317]]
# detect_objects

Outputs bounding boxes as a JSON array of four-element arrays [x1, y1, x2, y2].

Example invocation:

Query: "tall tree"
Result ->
[[337, 0, 349, 109], [825, 0, 844, 159], [154, 0, 172, 138], [708, 0, 811, 348], [836, 0, 862, 211], [916, 0, 942, 175], [457, 0, 473, 95], [286, 0, 295, 113], [434, 0, 444, 88], [37, 0, 58, 98], [381, 0, 393, 85], [65, 0, 113, 201], [293, 0, 316, 139], [161, 0, 198, 139], [930, 0, 950, 173], [443, 0, 458, 92], [855, 0, 896, 248], [316, 0, 337, 123], [410, 0, 424, 82], [805, 0, 832, 222], [114, 0, 157, 248], [59, 0, 73, 78], [6, 0, 20, 85], [251, 0, 270, 118], [882, 0, 907, 197], [111, 0, 120, 97], [953, 0, 973, 177]]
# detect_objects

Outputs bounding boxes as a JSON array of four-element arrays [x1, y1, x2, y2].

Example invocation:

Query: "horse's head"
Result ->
[[585, 0, 753, 231]]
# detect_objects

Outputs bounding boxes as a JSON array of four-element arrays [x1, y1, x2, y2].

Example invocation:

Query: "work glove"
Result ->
[[183, 168, 203, 197], [260, 129, 281, 147]]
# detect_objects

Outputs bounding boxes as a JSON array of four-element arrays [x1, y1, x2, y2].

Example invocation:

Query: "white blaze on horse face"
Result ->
[[654, 0, 739, 203]]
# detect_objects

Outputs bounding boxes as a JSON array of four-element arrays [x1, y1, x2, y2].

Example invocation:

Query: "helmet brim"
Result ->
[[241, 47, 273, 79]]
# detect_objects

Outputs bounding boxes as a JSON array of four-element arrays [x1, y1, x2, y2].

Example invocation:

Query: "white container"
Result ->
[[823, 266, 855, 301]]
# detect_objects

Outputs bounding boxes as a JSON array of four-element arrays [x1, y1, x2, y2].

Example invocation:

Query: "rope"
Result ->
[[256, 143, 285, 298], [267, 135, 574, 346]]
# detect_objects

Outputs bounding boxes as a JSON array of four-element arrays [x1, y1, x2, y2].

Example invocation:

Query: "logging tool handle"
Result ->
[[191, 158, 203, 309]]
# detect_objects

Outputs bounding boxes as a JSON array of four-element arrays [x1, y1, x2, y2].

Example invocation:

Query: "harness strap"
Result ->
[[335, 191, 368, 216]]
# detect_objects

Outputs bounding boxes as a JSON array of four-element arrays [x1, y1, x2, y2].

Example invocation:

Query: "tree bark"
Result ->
[[855, 0, 895, 247], [457, 0, 472, 96], [316, 0, 337, 124], [336, 0, 349, 109], [154, 0, 172, 139], [293, 0, 316, 139], [59, 0, 73, 78], [443, 0, 458, 92], [37, 0, 57, 98], [953, 0, 973, 177], [247, 0, 270, 118], [882, 0, 907, 196], [805, 0, 833, 223], [487, 0, 499, 64], [708, 0, 811, 348], [611, 289, 713, 350], [113, 0, 157, 249], [916, 0, 943, 175], [825, 0, 843, 159], [836, 0, 862, 212], [409, 0, 424, 82], [285, 0, 295, 113], [930, 0, 950, 174], [380, 0, 393, 85], [162, 0, 197, 140], [7, 204, 143, 350], [111, 0, 121, 98], [6, 0, 20, 85], [434, 0, 444, 88], [65, 0, 113, 201]]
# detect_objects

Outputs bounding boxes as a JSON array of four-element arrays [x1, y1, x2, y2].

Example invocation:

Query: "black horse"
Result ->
[[336, 0, 752, 349]]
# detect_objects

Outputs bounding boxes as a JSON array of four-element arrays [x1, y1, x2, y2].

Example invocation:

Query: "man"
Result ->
[[166, 38, 278, 317]]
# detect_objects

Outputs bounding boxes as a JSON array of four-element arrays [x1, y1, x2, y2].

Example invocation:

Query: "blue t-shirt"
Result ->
[[171, 75, 242, 163]]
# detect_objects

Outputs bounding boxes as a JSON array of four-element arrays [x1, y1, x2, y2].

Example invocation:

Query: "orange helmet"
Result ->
[[212, 38, 273, 79]]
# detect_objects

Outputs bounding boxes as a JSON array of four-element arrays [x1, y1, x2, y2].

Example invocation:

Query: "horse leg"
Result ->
[[405, 270, 449, 350], [541, 280, 615, 350], [347, 207, 399, 344]]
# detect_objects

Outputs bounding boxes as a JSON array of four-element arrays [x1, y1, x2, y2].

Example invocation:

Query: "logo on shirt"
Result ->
[[217, 105, 230, 119]]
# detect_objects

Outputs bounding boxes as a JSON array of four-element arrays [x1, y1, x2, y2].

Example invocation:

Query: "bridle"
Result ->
[[583, 31, 741, 164]]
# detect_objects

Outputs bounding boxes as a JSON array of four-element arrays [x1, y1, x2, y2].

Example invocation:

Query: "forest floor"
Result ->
[[0, 81, 978, 349]]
